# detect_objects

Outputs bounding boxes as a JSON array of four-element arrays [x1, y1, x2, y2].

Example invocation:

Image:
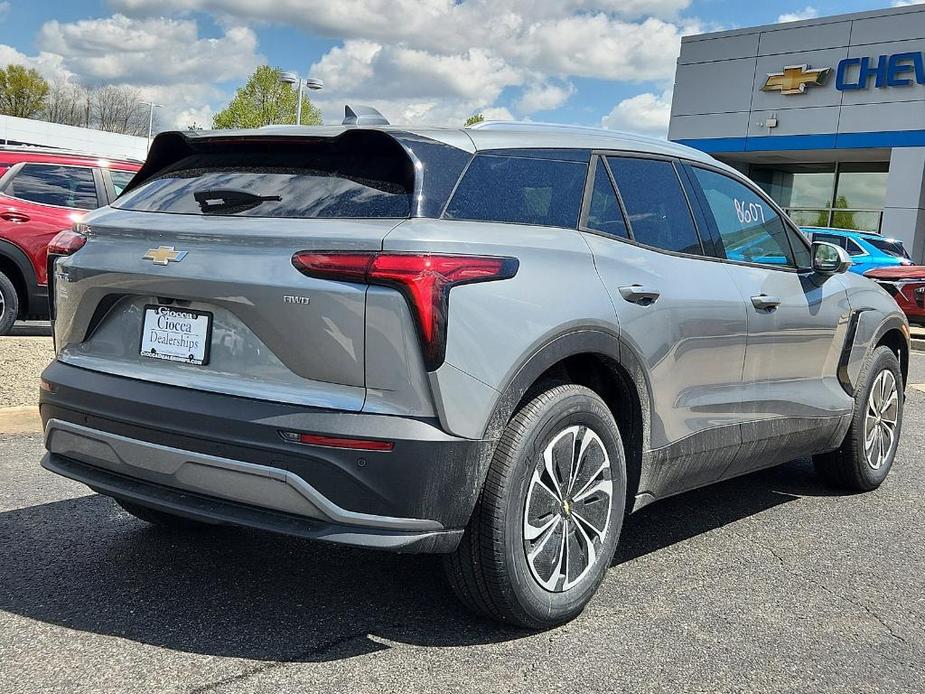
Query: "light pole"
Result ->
[[279, 72, 324, 125], [141, 101, 163, 149]]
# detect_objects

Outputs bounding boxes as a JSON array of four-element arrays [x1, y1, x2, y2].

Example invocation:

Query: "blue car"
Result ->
[[801, 227, 912, 275]]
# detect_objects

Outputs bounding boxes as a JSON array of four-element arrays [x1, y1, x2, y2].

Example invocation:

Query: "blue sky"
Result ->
[[0, 0, 918, 134]]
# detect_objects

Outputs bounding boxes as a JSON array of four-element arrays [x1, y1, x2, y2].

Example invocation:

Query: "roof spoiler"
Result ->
[[343, 105, 390, 126]]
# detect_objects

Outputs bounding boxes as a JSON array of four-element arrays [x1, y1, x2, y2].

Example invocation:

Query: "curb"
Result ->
[[0, 406, 42, 435], [913, 339, 925, 353]]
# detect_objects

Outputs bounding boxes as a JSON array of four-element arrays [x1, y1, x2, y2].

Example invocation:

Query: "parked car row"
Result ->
[[3, 143, 924, 336], [799, 226, 925, 325], [0, 147, 140, 334]]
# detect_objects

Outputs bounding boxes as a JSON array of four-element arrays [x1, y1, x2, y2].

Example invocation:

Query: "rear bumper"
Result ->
[[39, 360, 491, 552]]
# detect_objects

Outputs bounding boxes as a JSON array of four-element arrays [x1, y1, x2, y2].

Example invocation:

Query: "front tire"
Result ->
[[0, 270, 19, 336], [814, 345, 903, 491], [444, 384, 626, 629]]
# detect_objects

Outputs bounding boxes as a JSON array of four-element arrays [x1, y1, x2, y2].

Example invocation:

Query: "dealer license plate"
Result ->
[[140, 305, 212, 365]]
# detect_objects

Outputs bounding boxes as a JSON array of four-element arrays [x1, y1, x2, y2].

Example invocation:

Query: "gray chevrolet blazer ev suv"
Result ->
[[39, 117, 908, 629]]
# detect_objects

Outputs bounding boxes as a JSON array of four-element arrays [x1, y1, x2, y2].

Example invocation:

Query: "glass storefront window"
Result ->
[[749, 162, 889, 233], [833, 163, 889, 211], [788, 209, 830, 227], [831, 209, 882, 233], [751, 164, 835, 208]]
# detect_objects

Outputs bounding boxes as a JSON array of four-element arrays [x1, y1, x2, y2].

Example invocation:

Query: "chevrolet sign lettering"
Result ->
[[763, 52, 925, 95], [836, 52, 925, 91], [762, 65, 830, 95]]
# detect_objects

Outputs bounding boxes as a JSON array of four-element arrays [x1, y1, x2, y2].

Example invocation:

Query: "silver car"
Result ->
[[39, 116, 908, 629]]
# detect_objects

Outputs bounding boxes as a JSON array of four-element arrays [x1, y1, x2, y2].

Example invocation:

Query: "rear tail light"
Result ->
[[48, 229, 87, 256], [292, 251, 519, 370]]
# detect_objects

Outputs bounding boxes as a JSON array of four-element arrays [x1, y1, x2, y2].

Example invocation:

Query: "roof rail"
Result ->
[[469, 120, 654, 139], [343, 105, 390, 126], [0, 143, 70, 154]]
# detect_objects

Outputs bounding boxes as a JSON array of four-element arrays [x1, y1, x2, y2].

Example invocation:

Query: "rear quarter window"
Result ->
[[444, 154, 587, 228], [109, 169, 137, 197]]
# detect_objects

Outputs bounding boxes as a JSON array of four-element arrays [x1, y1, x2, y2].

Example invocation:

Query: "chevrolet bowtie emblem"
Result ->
[[762, 65, 831, 95], [143, 246, 188, 266]]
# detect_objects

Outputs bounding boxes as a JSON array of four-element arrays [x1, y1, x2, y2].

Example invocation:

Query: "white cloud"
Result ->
[[516, 82, 575, 114], [106, 0, 701, 126], [891, 0, 924, 6], [480, 106, 515, 121], [601, 89, 672, 138], [173, 103, 215, 130], [777, 6, 818, 23], [514, 15, 695, 82], [5, 2, 707, 130], [37, 15, 260, 86], [0, 14, 260, 130], [0, 44, 73, 83]]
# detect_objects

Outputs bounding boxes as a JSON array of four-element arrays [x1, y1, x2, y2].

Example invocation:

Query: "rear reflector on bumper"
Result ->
[[280, 430, 395, 452]]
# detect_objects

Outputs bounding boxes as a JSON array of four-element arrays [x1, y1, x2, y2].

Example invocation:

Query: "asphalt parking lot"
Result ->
[[0, 346, 923, 692]]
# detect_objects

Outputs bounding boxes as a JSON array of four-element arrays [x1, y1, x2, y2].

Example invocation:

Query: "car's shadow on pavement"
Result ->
[[0, 458, 836, 662]]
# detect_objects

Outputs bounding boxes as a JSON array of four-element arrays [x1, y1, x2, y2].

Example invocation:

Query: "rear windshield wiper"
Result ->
[[193, 189, 282, 214]]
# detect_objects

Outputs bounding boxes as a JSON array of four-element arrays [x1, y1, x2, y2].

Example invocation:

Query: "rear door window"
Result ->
[[4, 164, 98, 210], [690, 166, 798, 267], [444, 154, 587, 228], [607, 157, 702, 255]]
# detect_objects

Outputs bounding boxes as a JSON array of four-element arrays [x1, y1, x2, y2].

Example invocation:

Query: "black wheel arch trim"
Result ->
[[0, 238, 43, 315], [870, 314, 911, 385], [478, 327, 655, 509]]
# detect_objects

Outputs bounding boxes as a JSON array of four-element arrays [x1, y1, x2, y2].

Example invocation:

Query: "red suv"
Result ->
[[0, 147, 141, 334], [865, 265, 925, 327]]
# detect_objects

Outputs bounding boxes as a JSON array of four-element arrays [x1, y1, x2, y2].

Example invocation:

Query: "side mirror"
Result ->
[[812, 241, 852, 276]]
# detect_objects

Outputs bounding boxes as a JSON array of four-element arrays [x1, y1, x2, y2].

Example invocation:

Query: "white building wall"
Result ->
[[884, 149, 925, 262], [0, 115, 148, 161]]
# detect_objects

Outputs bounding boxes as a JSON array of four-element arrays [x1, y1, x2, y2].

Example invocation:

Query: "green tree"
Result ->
[[213, 65, 322, 129], [464, 113, 485, 127], [0, 64, 49, 118]]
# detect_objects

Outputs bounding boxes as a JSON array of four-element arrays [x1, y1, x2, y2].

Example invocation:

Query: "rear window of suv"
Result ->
[[114, 139, 414, 219], [868, 237, 909, 259], [444, 154, 587, 228]]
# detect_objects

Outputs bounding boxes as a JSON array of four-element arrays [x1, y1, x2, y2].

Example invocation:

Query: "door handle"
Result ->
[[751, 294, 782, 311], [619, 284, 661, 305], [0, 211, 29, 223]]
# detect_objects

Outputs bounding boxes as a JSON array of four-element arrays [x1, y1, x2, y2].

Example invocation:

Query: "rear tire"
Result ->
[[444, 384, 626, 629], [814, 345, 903, 491], [0, 270, 19, 336], [116, 499, 215, 531]]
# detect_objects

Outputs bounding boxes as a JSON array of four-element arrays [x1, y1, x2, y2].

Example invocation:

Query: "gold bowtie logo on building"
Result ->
[[143, 246, 188, 266], [762, 65, 831, 95]]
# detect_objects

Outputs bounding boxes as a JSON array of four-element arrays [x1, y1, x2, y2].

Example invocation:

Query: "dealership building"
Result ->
[[669, 4, 925, 262]]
